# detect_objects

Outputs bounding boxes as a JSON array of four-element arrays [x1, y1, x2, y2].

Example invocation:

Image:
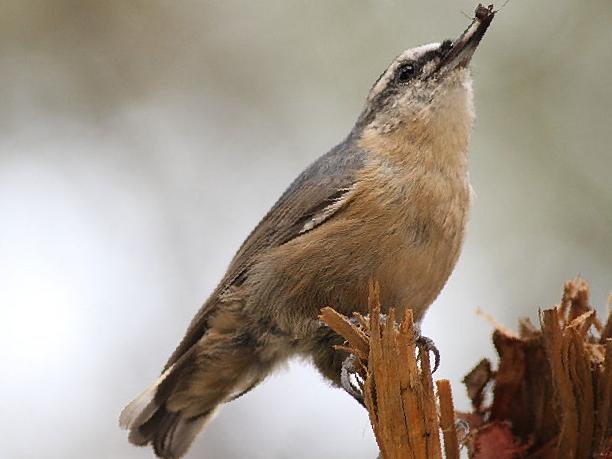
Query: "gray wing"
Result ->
[[220, 140, 366, 294], [163, 139, 366, 369]]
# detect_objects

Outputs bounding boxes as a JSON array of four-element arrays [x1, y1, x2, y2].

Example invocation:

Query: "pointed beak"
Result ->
[[439, 4, 495, 71]]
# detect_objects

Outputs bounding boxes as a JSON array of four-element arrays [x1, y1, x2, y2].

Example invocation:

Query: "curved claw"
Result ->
[[340, 354, 365, 407], [416, 335, 441, 373], [455, 418, 470, 443]]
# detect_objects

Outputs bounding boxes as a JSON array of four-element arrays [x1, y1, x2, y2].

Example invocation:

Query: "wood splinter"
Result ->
[[321, 278, 612, 459], [320, 282, 460, 459]]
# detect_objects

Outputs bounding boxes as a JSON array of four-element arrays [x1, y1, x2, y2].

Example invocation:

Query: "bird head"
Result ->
[[356, 7, 494, 155]]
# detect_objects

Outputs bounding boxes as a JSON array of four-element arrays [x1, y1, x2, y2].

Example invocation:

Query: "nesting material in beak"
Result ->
[[439, 4, 495, 71]]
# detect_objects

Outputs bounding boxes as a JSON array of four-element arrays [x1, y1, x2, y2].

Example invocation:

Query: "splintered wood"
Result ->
[[320, 278, 611, 459], [320, 282, 459, 459], [461, 278, 612, 458]]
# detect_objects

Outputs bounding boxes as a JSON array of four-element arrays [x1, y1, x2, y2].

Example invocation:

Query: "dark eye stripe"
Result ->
[[370, 43, 449, 98]]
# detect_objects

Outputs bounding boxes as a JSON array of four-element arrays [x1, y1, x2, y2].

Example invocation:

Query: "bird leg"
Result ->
[[368, 314, 441, 373], [340, 353, 365, 407], [338, 315, 441, 408], [414, 326, 441, 373], [320, 313, 440, 407]]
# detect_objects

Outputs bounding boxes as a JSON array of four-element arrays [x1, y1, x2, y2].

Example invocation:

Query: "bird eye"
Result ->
[[397, 63, 417, 82]]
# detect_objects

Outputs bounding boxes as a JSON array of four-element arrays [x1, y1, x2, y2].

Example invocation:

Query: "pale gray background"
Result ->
[[1, 1, 611, 458]]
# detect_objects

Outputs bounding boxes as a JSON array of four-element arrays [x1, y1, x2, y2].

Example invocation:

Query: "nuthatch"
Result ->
[[121, 6, 494, 458]]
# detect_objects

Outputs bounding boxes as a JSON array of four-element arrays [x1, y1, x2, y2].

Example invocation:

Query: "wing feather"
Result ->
[[220, 142, 366, 294], [164, 139, 366, 369]]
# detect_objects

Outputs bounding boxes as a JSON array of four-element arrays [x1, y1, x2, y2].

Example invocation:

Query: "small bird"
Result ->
[[121, 7, 494, 458]]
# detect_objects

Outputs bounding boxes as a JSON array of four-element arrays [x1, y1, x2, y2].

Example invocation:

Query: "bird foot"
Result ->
[[455, 418, 470, 443], [415, 334, 440, 373], [340, 354, 365, 407], [322, 313, 440, 407], [360, 314, 441, 373]]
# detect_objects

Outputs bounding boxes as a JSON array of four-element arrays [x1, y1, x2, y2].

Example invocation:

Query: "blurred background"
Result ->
[[1, 1, 611, 458]]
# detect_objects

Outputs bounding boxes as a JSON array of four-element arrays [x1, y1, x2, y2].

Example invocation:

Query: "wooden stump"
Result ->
[[320, 278, 612, 459]]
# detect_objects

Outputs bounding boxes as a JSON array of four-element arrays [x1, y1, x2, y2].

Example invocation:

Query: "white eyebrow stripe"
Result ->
[[397, 42, 441, 61], [368, 42, 441, 101]]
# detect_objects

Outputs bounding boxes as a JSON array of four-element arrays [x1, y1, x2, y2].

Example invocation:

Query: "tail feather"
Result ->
[[121, 308, 268, 458], [119, 366, 173, 433], [120, 363, 221, 459], [151, 409, 217, 459], [120, 386, 160, 438]]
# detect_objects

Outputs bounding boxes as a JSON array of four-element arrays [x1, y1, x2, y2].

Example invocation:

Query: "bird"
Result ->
[[120, 6, 495, 458]]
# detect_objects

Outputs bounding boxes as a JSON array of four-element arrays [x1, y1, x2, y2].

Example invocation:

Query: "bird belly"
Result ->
[[381, 179, 471, 320], [243, 177, 469, 336]]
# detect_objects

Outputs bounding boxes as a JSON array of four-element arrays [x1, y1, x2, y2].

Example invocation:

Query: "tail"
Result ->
[[119, 364, 220, 459], [120, 308, 270, 458]]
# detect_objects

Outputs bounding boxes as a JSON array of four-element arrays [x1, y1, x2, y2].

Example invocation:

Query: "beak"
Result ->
[[439, 4, 495, 71]]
